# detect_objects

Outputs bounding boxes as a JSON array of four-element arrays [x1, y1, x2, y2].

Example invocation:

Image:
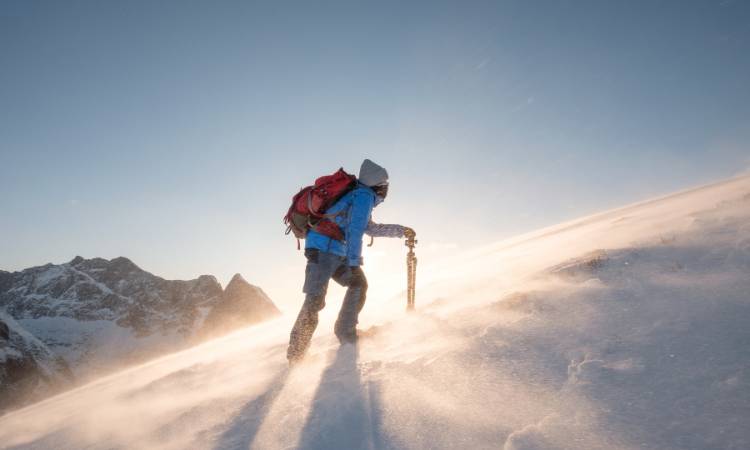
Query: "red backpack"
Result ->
[[284, 168, 357, 247]]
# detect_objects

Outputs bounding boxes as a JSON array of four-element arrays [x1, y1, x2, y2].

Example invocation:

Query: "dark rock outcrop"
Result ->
[[200, 274, 280, 338]]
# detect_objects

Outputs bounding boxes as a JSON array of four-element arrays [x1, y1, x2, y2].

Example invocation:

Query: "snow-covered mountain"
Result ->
[[0, 175, 749, 450], [0, 257, 279, 413]]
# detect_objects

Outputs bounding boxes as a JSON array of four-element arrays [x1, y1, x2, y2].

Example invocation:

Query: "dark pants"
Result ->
[[287, 249, 368, 362]]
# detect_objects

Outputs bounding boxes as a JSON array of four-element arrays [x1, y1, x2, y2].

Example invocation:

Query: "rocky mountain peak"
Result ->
[[69, 256, 85, 266], [225, 273, 252, 292], [109, 256, 140, 271], [228, 273, 247, 285], [199, 274, 280, 339], [196, 274, 220, 287]]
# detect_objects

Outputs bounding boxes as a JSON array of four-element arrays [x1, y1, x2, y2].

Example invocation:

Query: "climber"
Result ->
[[287, 159, 415, 364]]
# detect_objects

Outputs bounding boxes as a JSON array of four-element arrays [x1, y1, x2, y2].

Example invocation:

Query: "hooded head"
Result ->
[[358, 159, 389, 187]]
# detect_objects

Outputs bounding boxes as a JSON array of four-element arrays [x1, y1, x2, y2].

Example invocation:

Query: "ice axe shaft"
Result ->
[[406, 235, 417, 311]]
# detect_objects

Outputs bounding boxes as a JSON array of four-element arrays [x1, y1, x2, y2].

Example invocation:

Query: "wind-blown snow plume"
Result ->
[[1, 175, 749, 449]]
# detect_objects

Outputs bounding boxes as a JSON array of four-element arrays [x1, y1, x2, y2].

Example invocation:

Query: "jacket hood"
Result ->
[[358, 159, 389, 187]]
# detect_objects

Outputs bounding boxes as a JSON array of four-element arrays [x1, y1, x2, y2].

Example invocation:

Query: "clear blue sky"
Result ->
[[2, 1, 749, 309]]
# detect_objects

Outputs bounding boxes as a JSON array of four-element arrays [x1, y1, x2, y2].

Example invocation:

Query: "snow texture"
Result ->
[[0, 175, 749, 449]]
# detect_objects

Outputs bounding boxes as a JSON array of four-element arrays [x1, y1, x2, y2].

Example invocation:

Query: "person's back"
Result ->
[[287, 159, 414, 364]]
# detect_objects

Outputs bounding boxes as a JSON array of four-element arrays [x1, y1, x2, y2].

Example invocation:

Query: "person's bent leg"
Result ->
[[287, 293, 326, 362], [333, 266, 368, 343], [287, 249, 333, 363]]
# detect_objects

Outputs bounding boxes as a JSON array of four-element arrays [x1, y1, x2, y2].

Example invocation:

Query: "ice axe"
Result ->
[[366, 233, 417, 311]]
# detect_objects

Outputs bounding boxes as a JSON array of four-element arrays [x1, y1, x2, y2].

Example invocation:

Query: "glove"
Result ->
[[404, 227, 416, 239]]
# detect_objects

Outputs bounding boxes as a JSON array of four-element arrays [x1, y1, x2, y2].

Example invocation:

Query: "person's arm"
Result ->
[[346, 190, 375, 266], [365, 221, 406, 238]]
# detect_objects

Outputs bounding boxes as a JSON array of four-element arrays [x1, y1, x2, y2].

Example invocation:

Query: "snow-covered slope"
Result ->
[[1, 176, 749, 450], [0, 257, 280, 412]]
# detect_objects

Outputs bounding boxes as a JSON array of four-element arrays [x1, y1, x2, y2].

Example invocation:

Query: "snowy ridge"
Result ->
[[1, 175, 749, 449]]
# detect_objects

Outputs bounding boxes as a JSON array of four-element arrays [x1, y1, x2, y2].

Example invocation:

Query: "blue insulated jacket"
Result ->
[[305, 183, 375, 266]]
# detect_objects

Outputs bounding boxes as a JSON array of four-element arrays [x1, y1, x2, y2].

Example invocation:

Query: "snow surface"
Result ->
[[1, 175, 749, 450]]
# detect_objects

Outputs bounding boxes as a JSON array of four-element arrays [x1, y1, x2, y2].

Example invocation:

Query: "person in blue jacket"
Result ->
[[287, 159, 415, 364]]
